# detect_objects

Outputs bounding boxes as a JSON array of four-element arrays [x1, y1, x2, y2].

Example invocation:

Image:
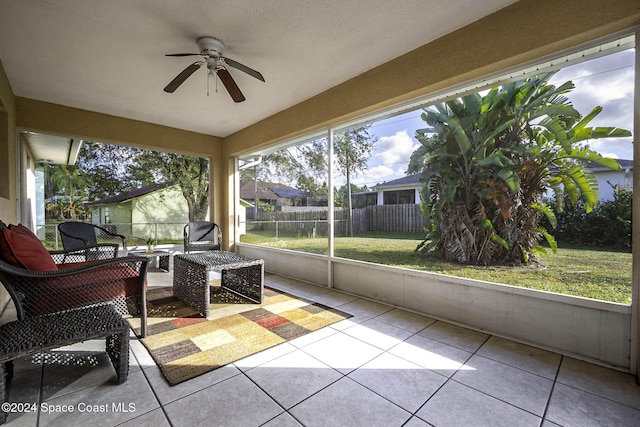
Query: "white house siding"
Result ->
[[596, 169, 632, 201]]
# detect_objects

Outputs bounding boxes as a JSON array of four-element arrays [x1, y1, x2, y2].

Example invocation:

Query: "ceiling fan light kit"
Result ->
[[164, 36, 264, 103]]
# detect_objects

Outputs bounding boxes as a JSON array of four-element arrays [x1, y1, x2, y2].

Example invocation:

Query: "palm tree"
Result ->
[[46, 164, 88, 199], [408, 72, 630, 265]]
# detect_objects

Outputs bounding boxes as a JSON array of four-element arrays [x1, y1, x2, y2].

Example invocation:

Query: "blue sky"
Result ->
[[344, 48, 635, 189]]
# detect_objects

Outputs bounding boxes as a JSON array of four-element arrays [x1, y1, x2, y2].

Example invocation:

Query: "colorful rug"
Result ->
[[128, 285, 352, 385]]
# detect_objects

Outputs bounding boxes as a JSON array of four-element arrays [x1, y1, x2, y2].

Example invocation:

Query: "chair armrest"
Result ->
[[0, 255, 149, 327], [50, 244, 119, 264], [1, 255, 147, 278]]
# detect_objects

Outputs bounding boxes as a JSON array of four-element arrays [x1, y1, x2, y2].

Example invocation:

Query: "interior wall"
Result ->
[[0, 56, 16, 324], [15, 97, 222, 157], [0, 57, 16, 222]]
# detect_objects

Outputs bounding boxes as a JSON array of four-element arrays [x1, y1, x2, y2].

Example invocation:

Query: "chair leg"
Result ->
[[106, 332, 129, 384], [0, 361, 10, 424]]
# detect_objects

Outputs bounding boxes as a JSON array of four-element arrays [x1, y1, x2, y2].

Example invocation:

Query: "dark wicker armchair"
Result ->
[[58, 222, 128, 255], [0, 223, 148, 337], [183, 221, 222, 253]]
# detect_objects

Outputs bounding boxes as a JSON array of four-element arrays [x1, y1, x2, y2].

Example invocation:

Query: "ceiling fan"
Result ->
[[164, 36, 264, 103]]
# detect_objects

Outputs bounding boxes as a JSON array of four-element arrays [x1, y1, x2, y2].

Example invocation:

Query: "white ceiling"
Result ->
[[0, 0, 518, 139]]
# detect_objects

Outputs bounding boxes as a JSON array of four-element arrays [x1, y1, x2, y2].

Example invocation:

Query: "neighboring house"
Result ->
[[347, 191, 378, 209], [239, 181, 307, 210], [372, 159, 633, 206], [590, 159, 633, 200], [372, 174, 422, 205], [91, 183, 197, 241]]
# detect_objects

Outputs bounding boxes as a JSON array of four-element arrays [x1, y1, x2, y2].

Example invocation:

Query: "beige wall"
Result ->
[[0, 57, 17, 223], [0, 57, 16, 322]]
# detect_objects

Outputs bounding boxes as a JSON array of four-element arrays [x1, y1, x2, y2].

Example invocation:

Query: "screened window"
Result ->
[[383, 190, 415, 205]]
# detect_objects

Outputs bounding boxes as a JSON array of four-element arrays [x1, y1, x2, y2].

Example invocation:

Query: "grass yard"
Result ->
[[240, 231, 632, 304]]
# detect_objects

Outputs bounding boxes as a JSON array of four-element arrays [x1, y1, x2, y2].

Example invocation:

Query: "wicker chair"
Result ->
[[0, 245, 149, 338], [183, 221, 222, 253], [58, 222, 128, 255]]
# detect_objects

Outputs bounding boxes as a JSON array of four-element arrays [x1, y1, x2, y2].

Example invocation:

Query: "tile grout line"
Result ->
[[407, 333, 492, 424], [133, 360, 176, 427], [539, 354, 563, 424]]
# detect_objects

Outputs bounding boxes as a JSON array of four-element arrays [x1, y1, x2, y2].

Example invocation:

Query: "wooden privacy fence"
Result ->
[[352, 204, 424, 233], [253, 204, 424, 235]]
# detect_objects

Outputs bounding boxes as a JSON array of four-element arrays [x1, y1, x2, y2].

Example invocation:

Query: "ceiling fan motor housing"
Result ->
[[197, 36, 225, 59]]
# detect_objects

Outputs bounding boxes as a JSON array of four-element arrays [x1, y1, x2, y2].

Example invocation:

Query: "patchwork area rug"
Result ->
[[128, 285, 351, 385]]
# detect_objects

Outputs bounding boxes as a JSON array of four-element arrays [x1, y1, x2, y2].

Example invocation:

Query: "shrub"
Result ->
[[546, 184, 632, 250]]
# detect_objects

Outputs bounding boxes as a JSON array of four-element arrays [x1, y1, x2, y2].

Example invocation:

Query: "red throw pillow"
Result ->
[[11, 223, 40, 240], [0, 224, 58, 271], [0, 227, 20, 266]]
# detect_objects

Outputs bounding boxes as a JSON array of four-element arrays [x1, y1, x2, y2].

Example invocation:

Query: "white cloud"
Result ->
[[333, 130, 419, 188], [342, 130, 422, 187], [349, 164, 395, 186], [374, 130, 419, 166], [551, 49, 634, 131]]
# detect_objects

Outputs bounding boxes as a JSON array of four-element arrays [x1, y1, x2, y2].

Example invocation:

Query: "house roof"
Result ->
[[588, 159, 633, 172], [374, 173, 421, 189], [239, 181, 305, 200], [92, 183, 168, 205]]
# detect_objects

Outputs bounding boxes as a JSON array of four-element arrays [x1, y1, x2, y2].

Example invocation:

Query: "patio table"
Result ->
[[173, 251, 264, 318], [128, 250, 170, 272]]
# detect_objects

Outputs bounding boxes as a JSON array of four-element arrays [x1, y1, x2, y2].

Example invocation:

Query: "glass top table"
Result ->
[[128, 250, 170, 272]]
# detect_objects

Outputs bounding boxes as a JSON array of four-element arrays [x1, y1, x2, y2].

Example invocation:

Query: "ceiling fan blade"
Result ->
[[165, 53, 203, 57], [164, 62, 202, 93], [216, 67, 246, 102], [222, 57, 265, 82]]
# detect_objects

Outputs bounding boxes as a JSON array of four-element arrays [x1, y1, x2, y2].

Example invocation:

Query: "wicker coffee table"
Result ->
[[173, 251, 264, 318]]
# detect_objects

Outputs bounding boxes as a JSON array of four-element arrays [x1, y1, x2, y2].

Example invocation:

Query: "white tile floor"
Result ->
[[3, 271, 640, 426]]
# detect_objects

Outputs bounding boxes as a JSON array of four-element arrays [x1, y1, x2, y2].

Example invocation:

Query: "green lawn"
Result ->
[[240, 231, 632, 304]]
